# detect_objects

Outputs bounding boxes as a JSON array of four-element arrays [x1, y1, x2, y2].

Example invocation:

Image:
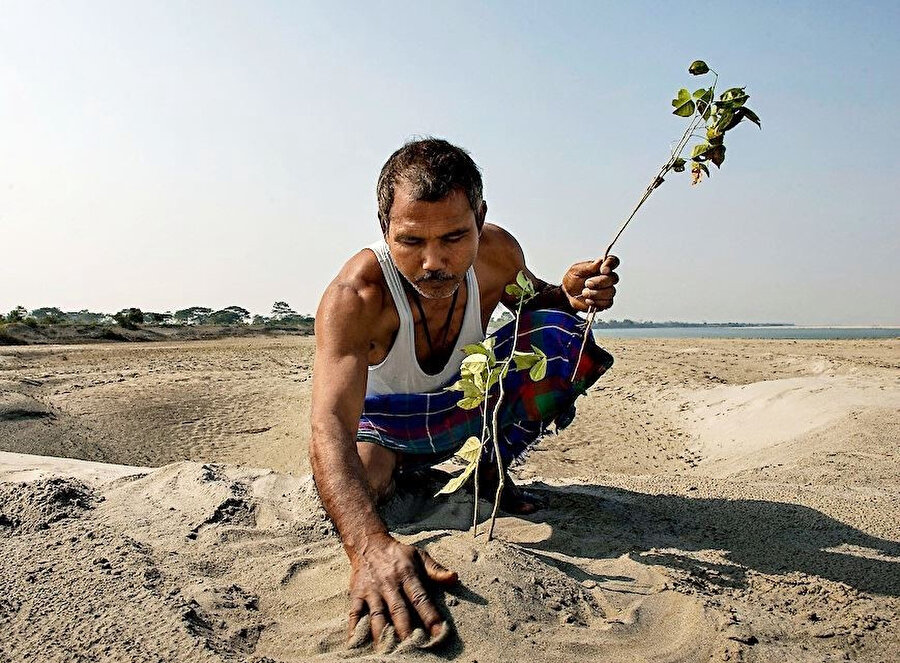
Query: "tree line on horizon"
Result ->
[[3, 301, 314, 330], [591, 318, 791, 328]]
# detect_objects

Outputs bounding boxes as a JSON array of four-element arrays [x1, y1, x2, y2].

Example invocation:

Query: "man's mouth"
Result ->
[[415, 271, 455, 285]]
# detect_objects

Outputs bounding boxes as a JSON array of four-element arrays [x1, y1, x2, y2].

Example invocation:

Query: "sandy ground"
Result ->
[[0, 336, 897, 662]]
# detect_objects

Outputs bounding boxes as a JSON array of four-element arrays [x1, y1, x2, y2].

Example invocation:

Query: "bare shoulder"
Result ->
[[478, 223, 526, 273], [315, 249, 387, 343]]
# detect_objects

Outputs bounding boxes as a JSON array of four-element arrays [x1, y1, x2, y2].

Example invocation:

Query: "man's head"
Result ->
[[377, 139, 488, 299], [377, 138, 486, 235]]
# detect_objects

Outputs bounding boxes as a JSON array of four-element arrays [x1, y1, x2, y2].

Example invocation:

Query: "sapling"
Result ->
[[436, 60, 760, 541], [571, 60, 762, 377], [437, 271, 546, 541]]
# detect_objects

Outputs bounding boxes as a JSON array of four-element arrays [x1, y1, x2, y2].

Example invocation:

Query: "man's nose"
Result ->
[[421, 244, 445, 272]]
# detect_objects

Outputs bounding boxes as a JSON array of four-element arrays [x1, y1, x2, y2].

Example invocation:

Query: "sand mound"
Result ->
[[0, 476, 96, 534], [677, 374, 900, 476], [0, 458, 741, 662], [3, 455, 896, 661]]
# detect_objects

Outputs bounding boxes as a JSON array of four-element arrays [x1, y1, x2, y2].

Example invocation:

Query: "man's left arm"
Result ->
[[492, 226, 620, 313]]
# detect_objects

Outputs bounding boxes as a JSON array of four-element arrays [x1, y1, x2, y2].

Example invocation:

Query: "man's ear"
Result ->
[[476, 201, 487, 233]]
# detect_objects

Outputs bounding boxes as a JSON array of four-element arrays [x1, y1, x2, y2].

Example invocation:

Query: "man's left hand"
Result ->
[[561, 255, 620, 312]]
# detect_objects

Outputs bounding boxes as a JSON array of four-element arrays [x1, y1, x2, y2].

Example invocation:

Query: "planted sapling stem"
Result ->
[[571, 60, 761, 379], [437, 272, 546, 541]]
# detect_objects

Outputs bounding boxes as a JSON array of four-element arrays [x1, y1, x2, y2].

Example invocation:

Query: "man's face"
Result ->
[[385, 182, 482, 300]]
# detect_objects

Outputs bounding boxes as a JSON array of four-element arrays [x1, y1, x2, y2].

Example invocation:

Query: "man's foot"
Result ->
[[477, 464, 547, 515], [497, 481, 547, 515]]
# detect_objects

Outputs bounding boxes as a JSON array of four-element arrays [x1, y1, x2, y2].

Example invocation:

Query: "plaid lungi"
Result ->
[[357, 309, 614, 466]]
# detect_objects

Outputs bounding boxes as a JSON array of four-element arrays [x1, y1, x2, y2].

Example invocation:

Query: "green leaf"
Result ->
[[691, 143, 711, 159], [720, 87, 749, 107], [672, 99, 695, 117], [473, 368, 486, 391], [462, 381, 483, 398], [435, 457, 478, 495], [455, 436, 482, 463], [486, 370, 501, 391], [708, 145, 726, 168], [461, 353, 489, 371], [512, 350, 540, 370], [740, 107, 762, 128], [718, 109, 745, 133], [446, 379, 482, 399], [505, 284, 523, 298], [671, 87, 691, 107], [462, 340, 495, 363], [672, 157, 686, 173], [461, 342, 485, 356], [514, 271, 537, 300], [529, 357, 547, 382], [457, 396, 484, 410], [694, 88, 713, 117], [688, 60, 710, 75]]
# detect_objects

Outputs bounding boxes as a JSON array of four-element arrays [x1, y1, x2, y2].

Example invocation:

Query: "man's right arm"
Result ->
[[309, 265, 455, 647], [310, 275, 388, 552]]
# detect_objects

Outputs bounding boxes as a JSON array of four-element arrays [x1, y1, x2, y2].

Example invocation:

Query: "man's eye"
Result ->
[[401, 238, 421, 246]]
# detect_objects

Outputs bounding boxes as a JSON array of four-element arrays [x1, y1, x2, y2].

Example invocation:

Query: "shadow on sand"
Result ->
[[514, 483, 900, 598], [386, 479, 899, 598]]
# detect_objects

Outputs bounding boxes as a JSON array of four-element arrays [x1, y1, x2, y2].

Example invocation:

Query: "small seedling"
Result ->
[[437, 271, 545, 540]]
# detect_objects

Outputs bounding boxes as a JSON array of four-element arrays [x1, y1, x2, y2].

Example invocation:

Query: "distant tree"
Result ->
[[222, 306, 250, 323], [271, 301, 297, 321], [174, 307, 212, 325], [66, 310, 109, 324], [31, 307, 66, 324], [251, 314, 269, 326], [6, 306, 27, 323], [114, 308, 144, 329], [207, 308, 244, 325], [144, 311, 174, 325]]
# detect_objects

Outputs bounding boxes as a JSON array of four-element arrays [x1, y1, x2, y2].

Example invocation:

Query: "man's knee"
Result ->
[[356, 441, 397, 502]]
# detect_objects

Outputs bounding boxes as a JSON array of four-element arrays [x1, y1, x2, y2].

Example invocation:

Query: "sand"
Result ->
[[1, 336, 898, 662]]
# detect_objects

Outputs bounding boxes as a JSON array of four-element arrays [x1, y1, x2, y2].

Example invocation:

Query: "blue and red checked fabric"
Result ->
[[356, 309, 614, 466]]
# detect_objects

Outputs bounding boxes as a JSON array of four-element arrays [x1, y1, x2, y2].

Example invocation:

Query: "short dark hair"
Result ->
[[376, 138, 484, 233]]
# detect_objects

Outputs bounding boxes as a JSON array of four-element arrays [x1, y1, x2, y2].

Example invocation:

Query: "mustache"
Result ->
[[415, 271, 455, 284]]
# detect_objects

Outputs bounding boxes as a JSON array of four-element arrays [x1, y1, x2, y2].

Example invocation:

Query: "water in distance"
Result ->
[[591, 326, 900, 340]]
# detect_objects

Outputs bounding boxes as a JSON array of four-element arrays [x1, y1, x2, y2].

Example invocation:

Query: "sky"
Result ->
[[1, 1, 898, 325]]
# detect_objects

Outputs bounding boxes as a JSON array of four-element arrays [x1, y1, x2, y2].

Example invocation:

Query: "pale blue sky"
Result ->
[[2, 1, 898, 324]]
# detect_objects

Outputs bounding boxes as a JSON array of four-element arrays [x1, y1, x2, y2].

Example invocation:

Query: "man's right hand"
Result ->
[[347, 532, 458, 646]]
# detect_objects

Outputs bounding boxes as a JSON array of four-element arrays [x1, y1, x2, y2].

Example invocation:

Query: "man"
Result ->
[[309, 138, 619, 648]]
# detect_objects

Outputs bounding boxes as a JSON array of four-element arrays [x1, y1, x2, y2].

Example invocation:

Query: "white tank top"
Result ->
[[366, 240, 484, 397]]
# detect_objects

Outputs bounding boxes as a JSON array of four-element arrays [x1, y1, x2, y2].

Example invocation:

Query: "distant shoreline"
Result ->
[[591, 325, 900, 341], [591, 322, 793, 329], [0, 322, 312, 346]]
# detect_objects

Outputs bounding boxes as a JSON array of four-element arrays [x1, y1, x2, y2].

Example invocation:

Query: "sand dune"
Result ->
[[1, 337, 898, 661]]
